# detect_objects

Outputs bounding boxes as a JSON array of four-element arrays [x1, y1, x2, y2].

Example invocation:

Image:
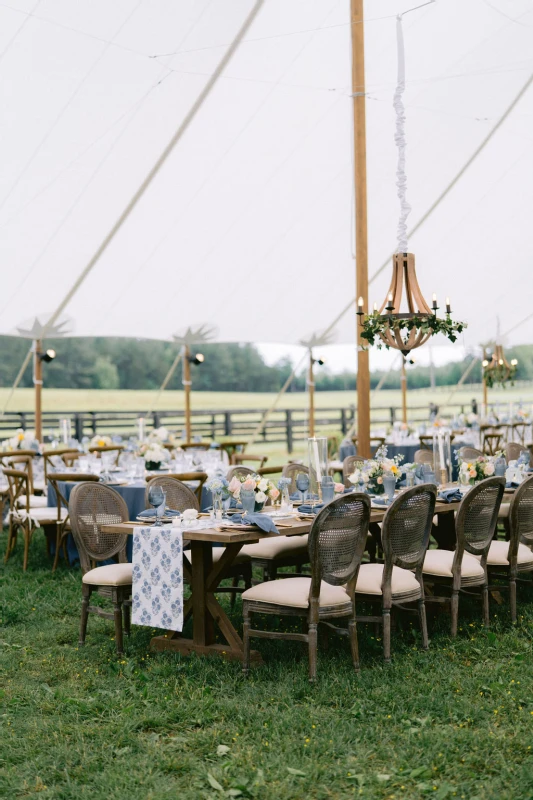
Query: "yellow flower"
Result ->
[[17, 433, 24, 441]]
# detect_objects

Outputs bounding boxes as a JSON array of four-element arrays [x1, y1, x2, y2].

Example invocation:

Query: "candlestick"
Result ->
[[137, 417, 145, 443], [445, 297, 451, 313], [357, 297, 364, 311], [432, 292, 438, 311]]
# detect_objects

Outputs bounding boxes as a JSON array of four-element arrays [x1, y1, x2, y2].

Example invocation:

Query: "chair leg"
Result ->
[[22, 523, 31, 572], [242, 602, 251, 675], [113, 601, 124, 655], [418, 599, 429, 651], [123, 602, 131, 636], [308, 622, 318, 682], [450, 589, 459, 637], [52, 525, 62, 572], [482, 584, 490, 628], [348, 618, 360, 672], [510, 578, 517, 623], [79, 585, 91, 646], [4, 520, 15, 564], [383, 607, 391, 664], [230, 576, 239, 610]]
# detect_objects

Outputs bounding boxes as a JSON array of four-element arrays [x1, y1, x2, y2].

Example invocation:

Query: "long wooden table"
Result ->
[[101, 501, 461, 663]]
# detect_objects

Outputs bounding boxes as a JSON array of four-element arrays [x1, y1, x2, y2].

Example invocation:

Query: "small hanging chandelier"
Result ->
[[356, 13, 466, 356], [482, 344, 518, 388]]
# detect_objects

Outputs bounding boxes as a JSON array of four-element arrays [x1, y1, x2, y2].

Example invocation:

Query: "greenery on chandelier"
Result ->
[[484, 362, 517, 389], [360, 311, 467, 350]]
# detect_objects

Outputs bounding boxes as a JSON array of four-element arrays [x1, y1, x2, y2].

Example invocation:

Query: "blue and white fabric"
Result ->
[[132, 525, 183, 633]]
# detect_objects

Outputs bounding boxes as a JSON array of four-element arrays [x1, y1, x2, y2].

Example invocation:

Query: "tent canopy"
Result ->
[[1, 0, 532, 347]]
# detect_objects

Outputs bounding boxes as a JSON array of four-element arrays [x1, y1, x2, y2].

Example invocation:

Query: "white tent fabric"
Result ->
[[1, 0, 533, 347]]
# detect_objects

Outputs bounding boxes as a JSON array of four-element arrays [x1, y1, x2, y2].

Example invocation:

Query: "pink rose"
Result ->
[[484, 463, 495, 476], [334, 483, 344, 494], [270, 487, 280, 500], [228, 477, 241, 493], [469, 468, 477, 478], [242, 478, 256, 492], [377, 476, 383, 485]]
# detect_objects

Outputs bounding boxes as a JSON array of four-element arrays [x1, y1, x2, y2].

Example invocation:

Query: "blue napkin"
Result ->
[[290, 492, 303, 501], [230, 513, 279, 533], [298, 503, 324, 515], [438, 488, 462, 503], [370, 496, 388, 506], [506, 481, 520, 488], [137, 507, 181, 518]]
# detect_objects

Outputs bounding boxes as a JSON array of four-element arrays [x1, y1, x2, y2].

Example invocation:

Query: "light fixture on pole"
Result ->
[[12, 314, 72, 442], [483, 344, 517, 390], [173, 325, 217, 442], [300, 332, 334, 438], [356, 14, 466, 358]]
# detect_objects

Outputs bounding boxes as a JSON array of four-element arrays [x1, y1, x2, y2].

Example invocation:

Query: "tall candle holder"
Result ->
[[433, 429, 452, 486], [307, 437, 328, 506]]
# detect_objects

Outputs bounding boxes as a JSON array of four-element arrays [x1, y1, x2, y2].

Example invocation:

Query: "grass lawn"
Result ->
[[1, 533, 533, 799]]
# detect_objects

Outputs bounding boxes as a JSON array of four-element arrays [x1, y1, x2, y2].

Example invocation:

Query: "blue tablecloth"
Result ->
[[339, 442, 357, 461]]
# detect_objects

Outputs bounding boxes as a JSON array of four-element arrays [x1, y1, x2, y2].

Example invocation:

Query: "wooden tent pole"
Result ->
[[183, 345, 192, 441], [308, 349, 315, 437], [351, 0, 370, 457], [401, 359, 407, 425], [34, 340, 43, 442]]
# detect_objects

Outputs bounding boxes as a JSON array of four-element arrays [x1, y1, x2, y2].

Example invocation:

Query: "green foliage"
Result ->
[[1, 533, 533, 799], [360, 312, 466, 350], [484, 363, 517, 389]]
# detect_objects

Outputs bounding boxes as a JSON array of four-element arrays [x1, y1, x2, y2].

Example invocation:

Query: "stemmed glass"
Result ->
[[148, 486, 165, 527], [296, 473, 310, 503]]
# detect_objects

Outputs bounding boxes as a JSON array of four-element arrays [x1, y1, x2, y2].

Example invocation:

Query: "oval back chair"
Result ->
[[281, 463, 309, 494], [227, 465, 255, 481], [505, 442, 527, 463], [144, 475, 199, 512], [342, 455, 365, 488], [69, 482, 130, 573], [458, 446, 483, 462], [414, 449, 433, 466]]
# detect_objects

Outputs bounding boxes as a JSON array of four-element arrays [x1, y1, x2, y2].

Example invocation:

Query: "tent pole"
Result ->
[[308, 349, 315, 437], [183, 345, 191, 442], [351, 0, 370, 458], [33, 340, 43, 442], [401, 359, 407, 425]]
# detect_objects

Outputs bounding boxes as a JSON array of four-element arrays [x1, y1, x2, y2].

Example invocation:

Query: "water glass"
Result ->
[[148, 486, 165, 526], [383, 472, 396, 503], [321, 476, 335, 504], [405, 470, 415, 488], [296, 473, 310, 502], [240, 488, 256, 514]]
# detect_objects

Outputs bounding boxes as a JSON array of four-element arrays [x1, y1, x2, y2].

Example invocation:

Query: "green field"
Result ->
[[1, 534, 533, 799], [1, 383, 532, 414]]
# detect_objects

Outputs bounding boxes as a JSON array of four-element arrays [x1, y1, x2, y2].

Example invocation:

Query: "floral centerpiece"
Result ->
[[348, 445, 404, 495], [228, 473, 279, 511], [148, 427, 176, 447], [4, 429, 40, 452], [457, 453, 497, 485], [139, 442, 170, 471], [90, 434, 112, 448]]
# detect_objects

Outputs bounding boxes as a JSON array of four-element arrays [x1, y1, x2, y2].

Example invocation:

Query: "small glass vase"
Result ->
[[212, 490, 223, 521], [240, 488, 256, 514]]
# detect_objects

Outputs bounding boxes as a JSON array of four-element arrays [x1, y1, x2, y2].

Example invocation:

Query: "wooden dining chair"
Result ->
[[512, 422, 528, 447], [226, 465, 255, 481], [281, 463, 309, 494], [505, 442, 527, 462], [47, 473, 100, 571], [69, 482, 131, 655], [242, 493, 371, 681], [342, 455, 365, 488], [458, 446, 483, 461], [257, 465, 284, 478], [43, 448, 81, 481], [484, 432, 503, 456], [219, 441, 248, 460], [88, 444, 124, 465], [3, 468, 68, 571], [414, 449, 434, 466], [177, 442, 211, 451], [5, 453, 45, 505], [422, 477, 504, 634], [355, 485, 437, 663], [484, 475, 533, 622], [419, 435, 434, 451], [230, 453, 268, 469]]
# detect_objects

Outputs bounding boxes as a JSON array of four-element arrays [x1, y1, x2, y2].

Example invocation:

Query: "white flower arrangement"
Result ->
[[227, 473, 280, 503], [148, 426, 176, 446], [139, 442, 170, 468], [348, 445, 404, 495], [4, 429, 40, 452], [90, 435, 112, 448], [458, 453, 497, 485]]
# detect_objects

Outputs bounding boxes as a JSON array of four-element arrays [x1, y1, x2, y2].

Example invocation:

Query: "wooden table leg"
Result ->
[[432, 510, 456, 550]]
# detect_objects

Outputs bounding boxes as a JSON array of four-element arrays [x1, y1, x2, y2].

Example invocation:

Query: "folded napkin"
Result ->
[[506, 481, 521, 489], [137, 507, 181, 519], [438, 488, 462, 503], [298, 503, 324, 515], [370, 496, 388, 506], [230, 512, 279, 533]]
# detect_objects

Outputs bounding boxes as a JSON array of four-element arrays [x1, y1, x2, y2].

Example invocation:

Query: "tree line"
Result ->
[[0, 336, 530, 392]]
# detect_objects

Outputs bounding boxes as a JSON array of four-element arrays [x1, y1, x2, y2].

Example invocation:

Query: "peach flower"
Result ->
[[270, 487, 280, 501]]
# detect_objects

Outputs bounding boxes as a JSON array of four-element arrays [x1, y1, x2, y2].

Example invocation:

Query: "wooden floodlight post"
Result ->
[[34, 340, 43, 442], [308, 349, 315, 437], [401, 358, 408, 425], [183, 345, 191, 441], [351, 0, 371, 457]]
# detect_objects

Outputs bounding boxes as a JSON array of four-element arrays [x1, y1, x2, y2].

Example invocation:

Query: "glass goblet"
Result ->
[[296, 473, 310, 503], [148, 486, 165, 527]]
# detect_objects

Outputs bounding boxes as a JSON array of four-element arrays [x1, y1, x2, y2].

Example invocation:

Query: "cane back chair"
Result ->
[[505, 442, 527, 463], [226, 465, 255, 481], [414, 449, 434, 466], [422, 477, 504, 635], [47, 473, 100, 571], [242, 493, 371, 681], [484, 475, 533, 622], [342, 455, 365, 488], [458, 446, 483, 462], [3, 468, 68, 571], [69, 482, 131, 655], [355, 484, 437, 663]]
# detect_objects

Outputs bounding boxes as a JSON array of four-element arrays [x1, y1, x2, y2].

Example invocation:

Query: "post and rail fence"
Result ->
[[0, 402, 478, 453]]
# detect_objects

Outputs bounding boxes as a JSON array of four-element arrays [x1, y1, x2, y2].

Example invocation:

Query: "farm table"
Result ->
[[101, 501, 460, 662]]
